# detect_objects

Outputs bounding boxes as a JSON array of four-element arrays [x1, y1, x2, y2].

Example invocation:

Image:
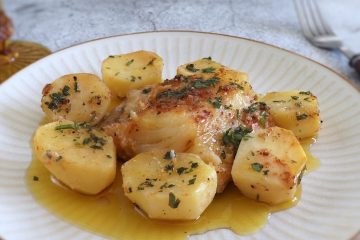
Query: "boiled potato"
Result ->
[[260, 91, 320, 139], [121, 150, 217, 220], [177, 57, 224, 77], [33, 120, 116, 195], [231, 126, 307, 205], [102, 50, 163, 97], [177, 58, 254, 97], [41, 73, 111, 125]]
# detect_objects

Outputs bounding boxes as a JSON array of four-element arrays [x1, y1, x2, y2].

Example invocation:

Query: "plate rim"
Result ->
[[2, 30, 359, 93]]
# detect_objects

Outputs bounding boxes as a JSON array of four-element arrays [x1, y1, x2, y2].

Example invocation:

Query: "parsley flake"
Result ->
[[251, 163, 263, 172], [169, 192, 181, 208]]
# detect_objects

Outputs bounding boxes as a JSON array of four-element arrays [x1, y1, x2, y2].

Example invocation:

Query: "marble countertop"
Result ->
[[3, 0, 360, 87]]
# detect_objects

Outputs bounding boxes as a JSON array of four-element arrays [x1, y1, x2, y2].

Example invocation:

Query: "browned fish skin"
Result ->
[[102, 67, 272, 193]]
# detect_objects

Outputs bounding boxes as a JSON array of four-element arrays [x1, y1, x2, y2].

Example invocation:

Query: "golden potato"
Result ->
[[41, 73, 111, 125], [33, 120, 116, 195], [231, 127, 307, 205], [177, 58, 254, 97], [102, 50, 163, 97], [260, 91, 320, 139], [121, 150, 217, 220]]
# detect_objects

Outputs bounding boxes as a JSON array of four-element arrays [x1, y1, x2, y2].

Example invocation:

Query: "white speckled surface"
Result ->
[[3, 0, 360, 86]]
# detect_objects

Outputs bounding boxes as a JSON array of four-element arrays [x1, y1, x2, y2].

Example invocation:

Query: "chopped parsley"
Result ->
[[147, 58, 155, 65], [299, 91, 312, 95], [73, 76, 80, 92], [176, 167, 188, 175], [33, 176, 39, 181], [55, 123, 79, 131], [82, 133, 107, 150], [236, 109, 240, 119], [191, 162, 198, 169], [202, 56, 212, 60], [55, 155, 62, 161], [188, 176, 196, 185], [138, 178, 157, 190], [297, 167, 306, 185], [192, 77, 219, 89], [185, 64, 199, 72], [164, 164, 174, 172], [263, 169, 270, 175], [126, 59, 134, 66], [142, 87, 152, 94], [223, 125, 252, 149], [259, 112, 267, 128], [156, 77, 219, 99], [251, 163, 263, 172], [46, 85, 71, 110], [291, 96, 299, 100], [168, 192, 181, 208], [296, 113, 308, 120], [201, 67, 215, 73], [208, 97, 222, 109], [160, 182, 175, 190]]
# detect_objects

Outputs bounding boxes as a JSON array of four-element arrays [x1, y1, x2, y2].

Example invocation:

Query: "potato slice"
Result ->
[[41, 73, 111, 125], [177, 58, 254, 97], [121, 150, 217, 220], [260, 91, 320, 139], [33, 120, 116, 195], [231, 127, 306, 205], [102, 50, 163, 97]]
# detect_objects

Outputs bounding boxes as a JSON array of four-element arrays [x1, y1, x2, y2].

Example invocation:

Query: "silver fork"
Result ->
[[294, 0, 360, 75]]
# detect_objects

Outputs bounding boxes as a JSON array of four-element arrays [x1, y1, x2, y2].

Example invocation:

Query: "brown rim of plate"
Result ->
[[3, 30, 360, 92]]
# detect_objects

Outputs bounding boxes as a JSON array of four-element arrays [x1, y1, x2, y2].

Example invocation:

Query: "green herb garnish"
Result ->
[[188, 177, 196, 185], [299, 91, 312, 95], [202, 67, 215, 73], [73, 76, 80, 92], [142, 88, 152, 94], [251, 163, 263, 172], [169, 192, 181, 208], [185, 64, 199, 72], [176, 167, 188, 175], [296, 113, 308, 120], [223, 125, 252, 149], [138, 178, 157, 190], [126, 59, 134, 66], [46, 85, 71, 110], [208, 97, 222, 109]]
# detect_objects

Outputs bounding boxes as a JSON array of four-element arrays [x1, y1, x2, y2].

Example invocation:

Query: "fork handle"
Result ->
[[349, 54, 360, 75]]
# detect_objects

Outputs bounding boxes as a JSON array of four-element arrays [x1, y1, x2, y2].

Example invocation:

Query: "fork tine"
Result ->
[[294, 0, 314, 38], [310, 0, 335, 35], [301, 0, 321, 37], [307, 0, 329, 36]]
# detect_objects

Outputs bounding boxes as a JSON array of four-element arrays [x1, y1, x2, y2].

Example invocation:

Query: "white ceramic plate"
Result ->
[[0, 31, 359, 240]]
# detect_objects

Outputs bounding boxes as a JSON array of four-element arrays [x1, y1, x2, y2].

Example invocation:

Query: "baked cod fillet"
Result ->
[[102, 59, 270, 192]]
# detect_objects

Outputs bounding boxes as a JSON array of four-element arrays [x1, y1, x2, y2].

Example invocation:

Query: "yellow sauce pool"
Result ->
[[27, 118, 319, 240]]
